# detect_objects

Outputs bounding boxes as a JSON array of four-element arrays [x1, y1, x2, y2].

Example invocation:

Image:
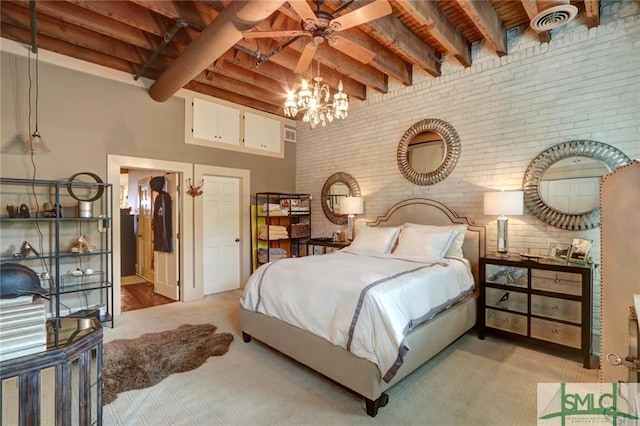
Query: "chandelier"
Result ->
[[283, 66, 349, 128]]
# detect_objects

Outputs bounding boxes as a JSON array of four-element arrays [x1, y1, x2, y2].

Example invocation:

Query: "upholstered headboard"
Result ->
[[367, 198, 486, 284]]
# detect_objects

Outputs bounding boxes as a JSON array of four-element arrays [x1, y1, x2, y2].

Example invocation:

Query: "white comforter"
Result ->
[[240, 250, 475, 382]]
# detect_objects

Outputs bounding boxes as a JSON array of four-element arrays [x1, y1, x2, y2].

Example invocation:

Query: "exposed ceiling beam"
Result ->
[[520, 0, 551, 43], [1, 22, 141, 75], [584, 0, 600, 28], [393, 0, 471, 67], [362, 7, 441, 76], [455, 0, 506, 56]]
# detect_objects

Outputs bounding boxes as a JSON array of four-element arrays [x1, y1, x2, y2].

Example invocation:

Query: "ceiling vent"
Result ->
[[530, 0, 578, 31]]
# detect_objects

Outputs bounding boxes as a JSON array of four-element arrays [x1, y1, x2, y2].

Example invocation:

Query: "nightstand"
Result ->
[[478, 255, 595, 368], [307, 238, 350, 255]]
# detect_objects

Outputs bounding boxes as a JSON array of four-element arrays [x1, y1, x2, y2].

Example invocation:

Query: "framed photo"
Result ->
[[548, 243, 571, 263], [568, 238, 592, 265]]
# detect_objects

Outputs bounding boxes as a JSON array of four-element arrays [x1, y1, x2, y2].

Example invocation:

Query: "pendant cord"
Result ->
[[35, 51, 39, 133]]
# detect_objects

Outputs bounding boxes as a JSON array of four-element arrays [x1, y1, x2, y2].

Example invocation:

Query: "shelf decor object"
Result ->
[[484, 191, 523, 255], [339, 196, 364, 241]]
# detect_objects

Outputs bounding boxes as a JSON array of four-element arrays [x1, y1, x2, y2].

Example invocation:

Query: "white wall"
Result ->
[[296, 1, 640, 336]]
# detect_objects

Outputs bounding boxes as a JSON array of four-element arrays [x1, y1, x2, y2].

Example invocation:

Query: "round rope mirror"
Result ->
[[523, 140, 630, 230], [397, 118, 461, 185], [321, 172, 361, 225]]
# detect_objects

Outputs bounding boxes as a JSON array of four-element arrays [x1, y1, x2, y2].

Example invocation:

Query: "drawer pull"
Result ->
[[552, 304, 559, 311], [503, 318, 509, 324], [552, 328, 559, 335], [554, 274, 560, 283]]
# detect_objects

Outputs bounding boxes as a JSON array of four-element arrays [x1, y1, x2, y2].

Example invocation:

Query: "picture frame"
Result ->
[[548, 243, 571, 263], [567, 238, 592, 265]]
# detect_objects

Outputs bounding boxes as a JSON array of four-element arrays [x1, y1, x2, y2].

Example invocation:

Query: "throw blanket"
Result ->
[[241, 251, 474, 382]]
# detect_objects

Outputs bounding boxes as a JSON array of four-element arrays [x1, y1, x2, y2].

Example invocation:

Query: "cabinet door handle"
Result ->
[[235, 238, 240, 242]]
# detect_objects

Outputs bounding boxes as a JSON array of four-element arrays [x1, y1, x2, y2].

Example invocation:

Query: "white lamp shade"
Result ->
[[484, 191, 524, 216], [339, 196, 364, 215]]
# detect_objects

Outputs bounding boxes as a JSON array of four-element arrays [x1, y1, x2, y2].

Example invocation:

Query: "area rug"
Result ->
[[102, 323, 233, 405]]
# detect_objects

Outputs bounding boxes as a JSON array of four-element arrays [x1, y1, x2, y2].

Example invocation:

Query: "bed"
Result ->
[[240, 198, 486, 416]]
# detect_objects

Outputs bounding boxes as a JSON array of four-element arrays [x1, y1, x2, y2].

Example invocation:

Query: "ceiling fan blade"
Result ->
[[329, 36, 376, 64], [294, 42, 318, 74], [330, 0, 392, 32], [242, 30, 309, 39], [288, 0, 318, 24]]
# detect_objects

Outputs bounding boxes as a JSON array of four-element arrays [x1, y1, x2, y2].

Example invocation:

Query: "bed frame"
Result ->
[[240, 198, 486, 416]]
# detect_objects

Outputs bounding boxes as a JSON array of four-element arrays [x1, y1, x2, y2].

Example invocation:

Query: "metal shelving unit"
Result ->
[[0, 177, 114, 328]]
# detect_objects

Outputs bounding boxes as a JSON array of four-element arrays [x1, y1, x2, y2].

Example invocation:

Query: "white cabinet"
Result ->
[[243, 112, 282, 154], [192, 97, 240, 146]]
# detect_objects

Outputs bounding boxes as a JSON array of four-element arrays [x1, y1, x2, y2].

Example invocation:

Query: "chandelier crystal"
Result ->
[[284, 68, 349, 129]]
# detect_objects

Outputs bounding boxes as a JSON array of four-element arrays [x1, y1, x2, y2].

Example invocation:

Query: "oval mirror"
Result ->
[[397, 118, 461, 185], [321, 172, 361, 225], [523, 140, 630, 230]]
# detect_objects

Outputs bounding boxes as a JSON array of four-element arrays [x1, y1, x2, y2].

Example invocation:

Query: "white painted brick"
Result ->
[[295, 4, 639, 333]]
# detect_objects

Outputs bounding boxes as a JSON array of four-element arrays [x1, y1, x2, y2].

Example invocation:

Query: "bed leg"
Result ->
[[364, 393, 389, 417], [242, 332, 252, 343]]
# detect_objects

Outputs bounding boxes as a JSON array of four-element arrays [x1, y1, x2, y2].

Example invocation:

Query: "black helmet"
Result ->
[[1, 263, 48, 299]]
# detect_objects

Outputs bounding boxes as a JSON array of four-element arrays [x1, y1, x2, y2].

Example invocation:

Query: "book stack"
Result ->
[[0, 296, 47, 362]]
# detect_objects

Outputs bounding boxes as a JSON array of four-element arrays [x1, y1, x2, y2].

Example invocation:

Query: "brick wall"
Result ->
[[295, 1, 640, 337]]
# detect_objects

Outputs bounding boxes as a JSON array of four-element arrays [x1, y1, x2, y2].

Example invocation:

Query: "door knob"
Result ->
[[235, 238, 240, 242]]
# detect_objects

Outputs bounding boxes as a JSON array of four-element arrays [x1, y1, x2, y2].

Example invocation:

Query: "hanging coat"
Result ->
[[150, 176, 172, 253]]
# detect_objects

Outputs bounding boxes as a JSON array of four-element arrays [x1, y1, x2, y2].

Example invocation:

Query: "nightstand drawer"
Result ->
[[531, 318, 581, 349], [486, 309, 528, 336], [485, 264, 528, 288], [531, 269, 582, 296], [531, 295, 581, 323], [485, 288, 527, 314]]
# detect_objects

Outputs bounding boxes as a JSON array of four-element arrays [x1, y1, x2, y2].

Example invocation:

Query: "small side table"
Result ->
[[307, 238, 350, 255]]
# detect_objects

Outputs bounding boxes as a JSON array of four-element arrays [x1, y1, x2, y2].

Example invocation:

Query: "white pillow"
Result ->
[[348, 226, 401, 254], [402, 223, 467, 257], [393, 227, 458, 259]]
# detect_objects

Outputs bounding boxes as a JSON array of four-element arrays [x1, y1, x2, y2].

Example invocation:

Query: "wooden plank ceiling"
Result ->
[[0, 0, 600, 119]]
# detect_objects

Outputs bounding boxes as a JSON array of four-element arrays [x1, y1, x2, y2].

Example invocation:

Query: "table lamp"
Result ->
[[339, 196, 364, 241], [483, 191, 524, 255]]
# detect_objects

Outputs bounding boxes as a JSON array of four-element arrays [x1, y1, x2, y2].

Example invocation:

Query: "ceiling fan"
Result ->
[[241, 0, 392, 74]]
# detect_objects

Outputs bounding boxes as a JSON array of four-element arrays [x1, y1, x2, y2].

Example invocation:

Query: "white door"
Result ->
[[154, 173, 180, 300], [137, 178, 154, 282], [202, 175, 241, 294]]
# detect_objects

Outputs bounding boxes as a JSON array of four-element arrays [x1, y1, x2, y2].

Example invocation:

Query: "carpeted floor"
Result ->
[[102, 290, 598, 426]]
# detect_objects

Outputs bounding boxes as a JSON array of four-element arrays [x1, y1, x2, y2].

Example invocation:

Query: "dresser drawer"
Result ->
[[531, 295, 581, 323], [485, 264, 528, 288], [485, 287, 527, 314], [486, 309, 527, 336], [531, 269, 582, 296], [530, 317, 581, 349]]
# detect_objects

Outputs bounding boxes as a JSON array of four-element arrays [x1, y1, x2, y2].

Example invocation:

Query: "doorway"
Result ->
[[109, 155, 195, 318], [108, 156, 250, 317], [119, 168, 180, 311]]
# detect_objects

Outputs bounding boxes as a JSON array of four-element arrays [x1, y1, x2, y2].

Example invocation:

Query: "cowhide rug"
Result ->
[[103, 323, 233, 405]]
